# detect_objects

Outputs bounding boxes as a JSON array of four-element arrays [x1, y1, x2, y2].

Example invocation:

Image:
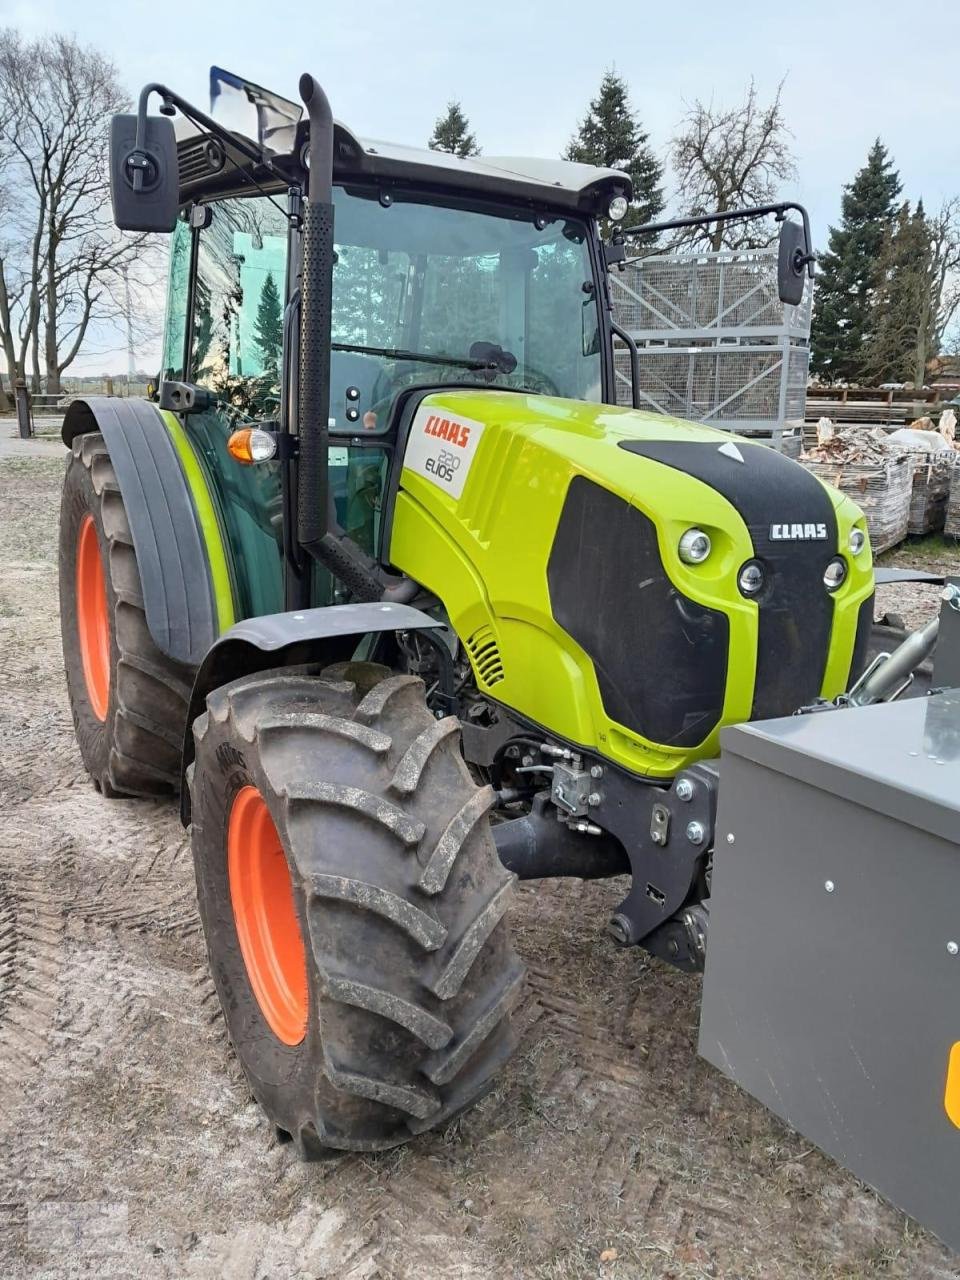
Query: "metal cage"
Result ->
[[611, 247, 813, 444]]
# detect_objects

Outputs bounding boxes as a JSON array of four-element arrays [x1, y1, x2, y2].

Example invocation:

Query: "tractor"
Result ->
[[57, 67, 960, 1247]]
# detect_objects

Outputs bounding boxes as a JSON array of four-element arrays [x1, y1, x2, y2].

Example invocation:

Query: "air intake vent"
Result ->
[[466, 625, 505, 688], [178, 138, 227, 187]]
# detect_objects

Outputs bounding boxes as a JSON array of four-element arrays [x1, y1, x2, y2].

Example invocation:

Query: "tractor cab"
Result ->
[[158, 113, 628, 616]]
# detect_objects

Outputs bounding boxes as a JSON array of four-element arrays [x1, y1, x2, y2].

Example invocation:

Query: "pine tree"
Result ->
[[564, 70, 664, 229], [810, 140, 902, 383], [253, 271, 283, 379], [861, 201, 936, 386], [428, 102, 480, 158]]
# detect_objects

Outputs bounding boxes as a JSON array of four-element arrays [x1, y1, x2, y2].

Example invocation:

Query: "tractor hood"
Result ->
[[387, 390, 875, 778]]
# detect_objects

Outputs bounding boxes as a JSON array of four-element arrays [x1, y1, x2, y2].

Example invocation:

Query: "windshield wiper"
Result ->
[[332, 340, 517, 374]]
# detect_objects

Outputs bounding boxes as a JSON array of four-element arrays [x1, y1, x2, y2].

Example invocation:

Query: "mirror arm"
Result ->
[[131, 82, 290, 189], [609, 319, 641, 411], [616, 201, 816, 278]]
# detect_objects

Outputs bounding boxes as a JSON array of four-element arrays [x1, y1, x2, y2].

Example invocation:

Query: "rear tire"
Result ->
[[189, 667, 525, 1153], [59, 433, 193, 796]]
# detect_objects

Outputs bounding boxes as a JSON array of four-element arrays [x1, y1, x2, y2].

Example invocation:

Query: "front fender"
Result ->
[[178, 601, 439, 823]]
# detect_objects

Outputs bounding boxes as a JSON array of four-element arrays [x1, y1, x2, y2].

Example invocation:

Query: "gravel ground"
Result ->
[[1, 454, 959, 1280], [875, 538, 960, 630]]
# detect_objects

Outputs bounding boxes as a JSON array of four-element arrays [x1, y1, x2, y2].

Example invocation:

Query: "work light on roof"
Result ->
[[608, 195, 629, 222]]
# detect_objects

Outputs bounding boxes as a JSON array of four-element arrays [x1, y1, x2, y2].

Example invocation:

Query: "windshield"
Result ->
[[329, 188, 602, 432]]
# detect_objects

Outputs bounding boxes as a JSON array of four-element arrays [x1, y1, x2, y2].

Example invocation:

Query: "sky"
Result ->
[[2, 0, 958, 374]]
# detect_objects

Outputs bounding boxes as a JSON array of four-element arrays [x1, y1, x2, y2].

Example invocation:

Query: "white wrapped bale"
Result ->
[[801, 454, 912, 553]]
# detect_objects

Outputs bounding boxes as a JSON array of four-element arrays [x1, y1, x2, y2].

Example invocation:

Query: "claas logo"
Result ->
[[423, 414, 471, 448]]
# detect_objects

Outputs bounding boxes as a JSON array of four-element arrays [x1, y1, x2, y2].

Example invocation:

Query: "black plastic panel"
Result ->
[[62, 396, 218, 666], [619, 440, 838, 719], [850, 592, 876, 685], [548, 476, 729, 748]]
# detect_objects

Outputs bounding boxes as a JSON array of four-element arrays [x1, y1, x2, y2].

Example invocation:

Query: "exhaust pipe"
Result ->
[[296, 73, 335, 557]]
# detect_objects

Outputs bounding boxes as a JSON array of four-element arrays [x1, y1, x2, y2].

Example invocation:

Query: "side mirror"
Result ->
[[110, 114, 179, 233], [777, 219, 810, 306]]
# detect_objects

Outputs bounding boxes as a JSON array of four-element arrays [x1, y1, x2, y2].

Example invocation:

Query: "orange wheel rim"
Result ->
[[76, 513, 111, 721], [228, 786, 308, 1045]]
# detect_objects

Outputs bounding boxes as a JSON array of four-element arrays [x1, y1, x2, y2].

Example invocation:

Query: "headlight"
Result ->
[[678, 528, 711, 564], [849, 527, 866, 555], [823, 556, 848, 591], [608, 195, 629, 222], [738, 560, 765, 597]]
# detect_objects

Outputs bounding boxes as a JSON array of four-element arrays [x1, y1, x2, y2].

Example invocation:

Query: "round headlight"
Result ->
[[738, 560, 765, 597], [608, 195, 629, 222], [678, 528, 711, 564], [823, 556, 848, 591], [849, 527, 866, 555]]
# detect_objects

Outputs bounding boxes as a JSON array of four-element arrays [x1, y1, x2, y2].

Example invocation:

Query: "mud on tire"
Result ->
[[189, 667, 525, 1153], [59, 432, 193, 796]]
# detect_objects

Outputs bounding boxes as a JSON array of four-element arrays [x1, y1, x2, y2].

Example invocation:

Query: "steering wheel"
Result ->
[[363, 354, 567, 431]]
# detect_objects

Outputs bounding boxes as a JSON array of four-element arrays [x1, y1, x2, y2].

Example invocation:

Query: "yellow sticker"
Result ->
[[944, 1042, 960, 1129]]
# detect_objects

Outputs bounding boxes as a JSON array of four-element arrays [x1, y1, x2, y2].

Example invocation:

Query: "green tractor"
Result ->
[[57, 67, 960, 1244]]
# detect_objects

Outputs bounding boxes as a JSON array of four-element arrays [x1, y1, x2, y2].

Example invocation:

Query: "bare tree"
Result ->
[[928, 198, 960, 359], [669, 80, 796, 251], [0, 30, 152, 394]]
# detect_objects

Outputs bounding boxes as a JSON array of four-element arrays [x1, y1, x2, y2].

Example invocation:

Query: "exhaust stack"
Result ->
[[296, 73, 335, 555]]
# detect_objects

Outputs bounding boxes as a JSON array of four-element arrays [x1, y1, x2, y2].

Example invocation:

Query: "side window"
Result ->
[[191, 196, 288, 420], [527, 237, 600, 400], [161, 218, 191, 381]]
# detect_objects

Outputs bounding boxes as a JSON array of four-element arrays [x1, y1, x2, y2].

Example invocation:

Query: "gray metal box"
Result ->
[[699, 691, 960, 1253]]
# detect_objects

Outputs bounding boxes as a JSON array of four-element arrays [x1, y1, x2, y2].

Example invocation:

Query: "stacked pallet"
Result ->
[[887, 413, 959, 535], [802, 412, 960, 551], [801, 423, 912, 553], [947, 470, 960, 541]]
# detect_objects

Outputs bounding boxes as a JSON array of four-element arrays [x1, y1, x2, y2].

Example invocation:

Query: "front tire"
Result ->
[[59, 433, 193, 796], [189, 667, 525, 1153]]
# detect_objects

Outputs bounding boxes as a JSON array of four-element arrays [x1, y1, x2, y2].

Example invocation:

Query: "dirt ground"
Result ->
[[1, 452, 959, 1280]]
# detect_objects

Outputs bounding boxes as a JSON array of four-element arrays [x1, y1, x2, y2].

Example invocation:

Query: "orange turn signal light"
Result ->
[[227, 427, 278, 465]]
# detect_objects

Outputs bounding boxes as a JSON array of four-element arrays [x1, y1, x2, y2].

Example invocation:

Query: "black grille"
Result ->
[[547, 477, 729, 748], [619, 439, 838, 719]]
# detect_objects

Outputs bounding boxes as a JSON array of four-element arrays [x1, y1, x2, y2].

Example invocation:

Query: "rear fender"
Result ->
[[62, 397, 234, 665], [178, 601, 440, 823]]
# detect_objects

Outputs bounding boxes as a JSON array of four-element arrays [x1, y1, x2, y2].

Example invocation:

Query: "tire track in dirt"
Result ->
[[0, 867, 65, 1093]]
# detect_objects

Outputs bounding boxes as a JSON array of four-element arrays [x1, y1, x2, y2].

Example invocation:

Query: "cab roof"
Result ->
[[175, 115, 632, 218]]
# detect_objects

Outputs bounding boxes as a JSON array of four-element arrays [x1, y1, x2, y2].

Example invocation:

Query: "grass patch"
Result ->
[[878, 533, 960, 566]]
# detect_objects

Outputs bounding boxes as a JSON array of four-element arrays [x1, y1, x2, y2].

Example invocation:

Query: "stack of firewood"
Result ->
[[801, 421, 913, 553]]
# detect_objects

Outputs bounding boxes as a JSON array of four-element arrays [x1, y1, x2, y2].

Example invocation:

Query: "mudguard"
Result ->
[[178, 601, 440, 823], [62, 397, 224, 666]]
